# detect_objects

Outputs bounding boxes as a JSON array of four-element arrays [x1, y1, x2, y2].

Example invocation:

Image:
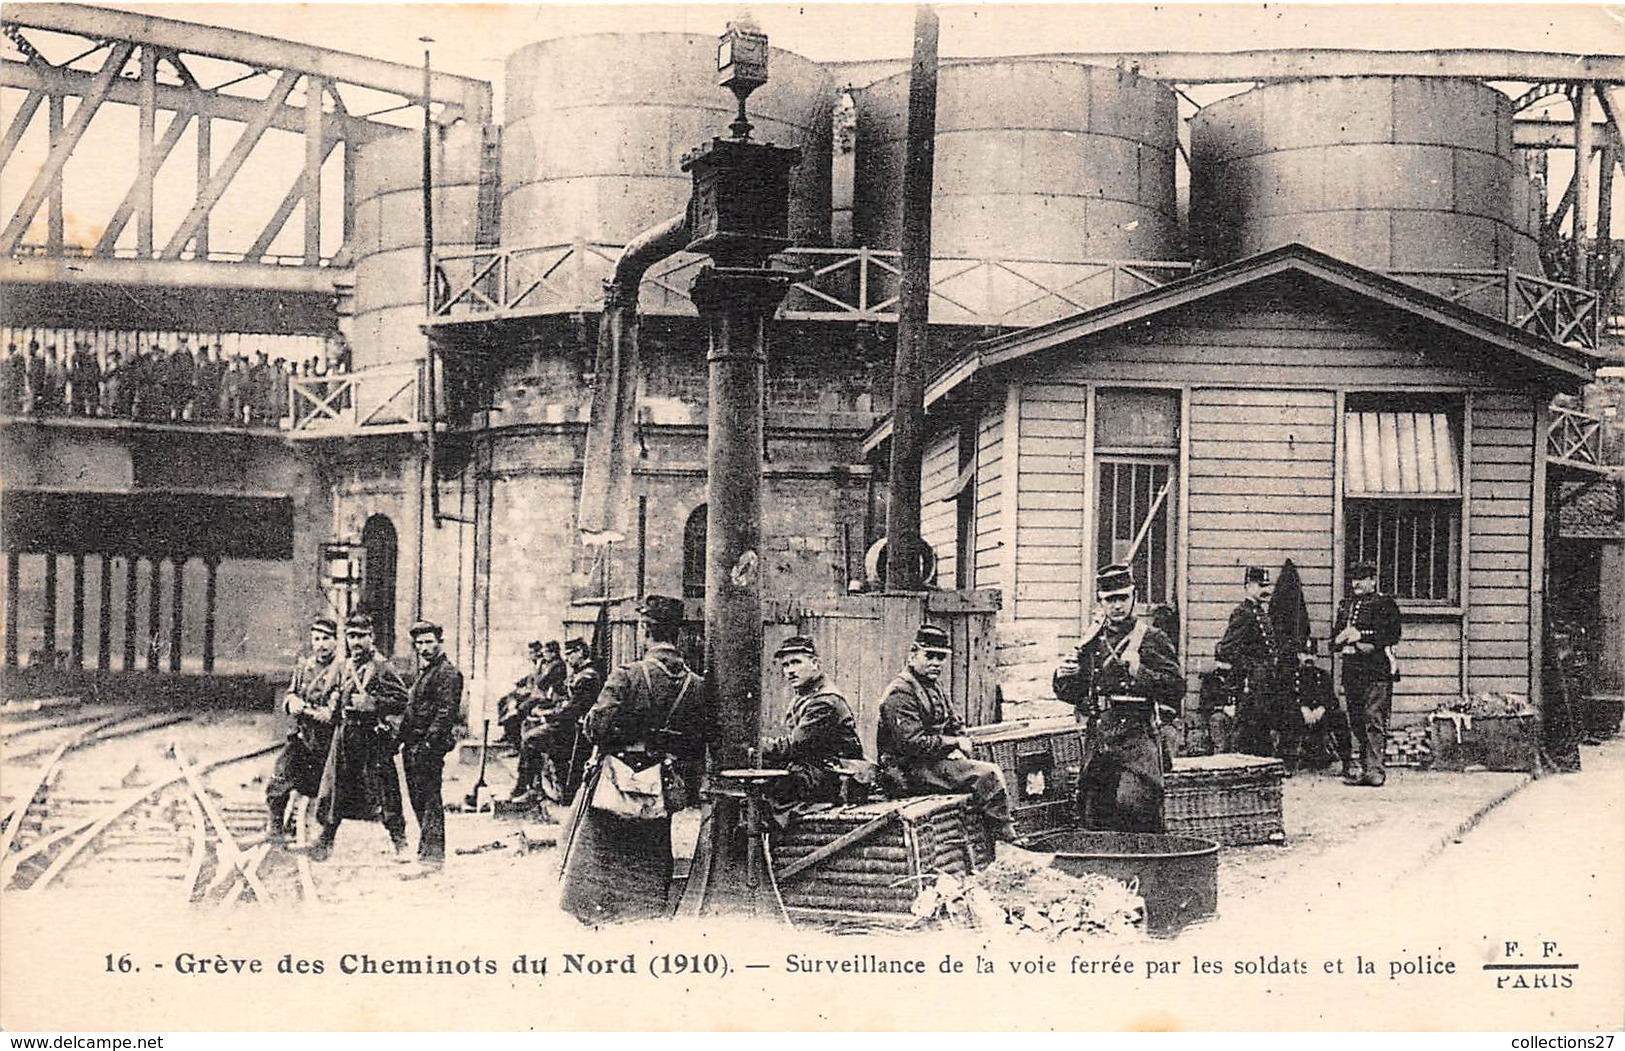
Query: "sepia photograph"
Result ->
[[0, 0, 1621, 1034]]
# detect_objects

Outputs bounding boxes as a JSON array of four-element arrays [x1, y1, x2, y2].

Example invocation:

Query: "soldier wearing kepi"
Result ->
[[1054, 563, 1185, 833], [310, 613, 411, 861], [1332, 560, 1403, 787], [265, 616, 343, 843], [1216, 566, 1286, 762], [878, 624, 1017, 844], [761, 635, 866, 828], [397, 620, 464, 874]]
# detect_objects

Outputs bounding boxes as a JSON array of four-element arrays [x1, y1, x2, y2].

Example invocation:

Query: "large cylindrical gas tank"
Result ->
[[853, 60, 1181, 323], [502, 33, 834, 258], [1191, 77, 1530, 271], [351, 122, 487, 369]]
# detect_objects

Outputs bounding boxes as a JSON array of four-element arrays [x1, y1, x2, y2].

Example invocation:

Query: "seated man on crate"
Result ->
[[877, 624, 1017, 845], [1053, 563, 1185, 833], [760, 635, 870, 829]]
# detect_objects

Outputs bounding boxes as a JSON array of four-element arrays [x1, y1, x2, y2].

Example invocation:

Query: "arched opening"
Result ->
[[361, 514, 398, 656], [682, 504, 707, 599]]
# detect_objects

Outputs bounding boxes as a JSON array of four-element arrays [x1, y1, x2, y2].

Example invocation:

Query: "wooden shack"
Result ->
[[868, 245, 1596, 723]]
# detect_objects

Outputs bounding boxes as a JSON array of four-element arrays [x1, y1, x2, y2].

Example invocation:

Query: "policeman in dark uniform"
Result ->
[[265, 615, 342, 842], [397, 620, 464, 873], [1332, 561, 1402, 787], [1289, 639, 1354, 778], [1216, 566, 1285, 761], [1054, 563, 1185, 833], [762, 635, 866, 827]]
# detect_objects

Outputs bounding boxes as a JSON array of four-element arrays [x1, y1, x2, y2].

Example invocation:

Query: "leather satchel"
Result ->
[[590, 753, 667, 820]]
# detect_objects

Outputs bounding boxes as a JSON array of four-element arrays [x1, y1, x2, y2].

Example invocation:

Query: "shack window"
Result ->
[[1095, 458, 1175, 606], [1343, 397, 1462, 604], [1095, 388, 1180, 451]]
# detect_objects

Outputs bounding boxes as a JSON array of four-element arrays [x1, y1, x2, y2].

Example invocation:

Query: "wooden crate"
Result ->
[[771, 796, 989, 920], [967, 716, 1084, 840], [1163, 754, 1286, 846]]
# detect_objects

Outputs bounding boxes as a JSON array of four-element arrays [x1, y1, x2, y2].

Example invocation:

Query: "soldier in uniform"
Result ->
[[1054, 563, 1185, 833], [761, 635, 866, 828], [561, 596, 711, 923], [513, 637, 601, 805], [397, 620, 463, 873], [310, 613, 410, 861], [1215, 566, 1285, 760], [1332, 561, 1402, 787], [548, 637, 603, 801], [877, 624, 1016, 844], [265, 616, 342, 843], [1289, 640, 1354, 778], [497, 640, 546, 746]]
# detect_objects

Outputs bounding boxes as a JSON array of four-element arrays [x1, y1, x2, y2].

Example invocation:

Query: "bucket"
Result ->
[[1032, 830, 1220, 937]]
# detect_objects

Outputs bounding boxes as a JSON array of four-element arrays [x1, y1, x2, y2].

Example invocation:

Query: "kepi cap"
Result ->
[[638, 594, 685, 628], [408, 620, 442, 639], [1244, 566, 1271, 586], [913, 624, 952, 653], [1095, 563, 1135, 597], [310, 616, 337, 637], [1347, 560, 1379, 581], [344, 613, 373, 634], [773, 635, 818, 660], [564, 637, 590, 655]]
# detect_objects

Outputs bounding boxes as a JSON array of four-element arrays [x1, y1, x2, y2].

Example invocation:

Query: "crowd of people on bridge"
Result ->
[[0, 338, 350, 427]]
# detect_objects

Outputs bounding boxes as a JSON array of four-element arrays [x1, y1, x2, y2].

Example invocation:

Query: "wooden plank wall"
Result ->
[[1015, 383, 1088, 627], [920, 429, 960, 588], [1185, 388, 1337, 679], [974, 402, 1005, 591], [1466, 391, 1534, 697]]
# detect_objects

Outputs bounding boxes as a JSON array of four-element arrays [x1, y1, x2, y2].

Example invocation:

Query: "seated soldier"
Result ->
[[877, 624, 1016, 844], [761, 635, 867, 828], [497, 640, 546, 746]]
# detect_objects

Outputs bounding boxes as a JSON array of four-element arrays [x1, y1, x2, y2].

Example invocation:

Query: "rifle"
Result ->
[[463, 718, 492, 811]]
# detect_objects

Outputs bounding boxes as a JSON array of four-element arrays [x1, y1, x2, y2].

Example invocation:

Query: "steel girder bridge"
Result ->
[[0, 2, 491, 334]]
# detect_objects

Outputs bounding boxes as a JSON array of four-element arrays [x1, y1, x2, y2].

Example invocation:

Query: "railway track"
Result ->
[[1, 708, 315, 906]]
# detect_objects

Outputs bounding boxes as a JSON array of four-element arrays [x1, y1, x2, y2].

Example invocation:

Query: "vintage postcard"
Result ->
[[1, 0, 1622, 1034]]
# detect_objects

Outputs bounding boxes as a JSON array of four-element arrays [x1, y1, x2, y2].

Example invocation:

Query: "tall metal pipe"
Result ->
[[885, 5, 939, 591], [576, 212, 690, 543]]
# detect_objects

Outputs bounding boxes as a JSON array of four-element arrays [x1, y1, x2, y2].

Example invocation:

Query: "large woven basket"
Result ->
[[968, 716, 1084, 840], [772, 796, 988, 920], [1163, 754, 1285, 846]]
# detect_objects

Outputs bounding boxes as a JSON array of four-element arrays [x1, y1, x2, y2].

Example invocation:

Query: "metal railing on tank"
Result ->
[[1387, 268, 1601, 351], [430, 242, 1195, 328], [287, 361, 424, 437]]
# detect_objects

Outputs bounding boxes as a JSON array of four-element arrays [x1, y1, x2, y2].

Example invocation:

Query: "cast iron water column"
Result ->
[[678, 20, 801, 917]]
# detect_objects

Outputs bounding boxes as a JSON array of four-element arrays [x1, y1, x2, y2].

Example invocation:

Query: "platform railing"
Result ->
[[287, 361, 423, 437], [1388, 268, 1600, 350], [435, 245, 1601, 349], [1547, 405, 1611, 472]]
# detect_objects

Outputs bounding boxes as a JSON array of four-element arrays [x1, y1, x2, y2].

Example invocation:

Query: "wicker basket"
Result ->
[[968, 716, 1084, 840], [772, 796, 987, 920], [1163, 754, 1286, 846]]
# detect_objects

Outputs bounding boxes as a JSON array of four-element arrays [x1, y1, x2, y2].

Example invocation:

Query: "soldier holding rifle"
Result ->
[[309, 613, 410, 862], [265, 615, 342, 844], [1053, 563, 1185, 833]]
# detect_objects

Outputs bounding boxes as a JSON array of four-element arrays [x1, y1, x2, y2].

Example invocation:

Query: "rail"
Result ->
[[431, 243, 1195, 329], [12, 243, 339, 268], [1547, 406, 1611, 473], [1389, 268, 1600, 350], [287, 361, 424, 437], [434, 245, 1600, 349]]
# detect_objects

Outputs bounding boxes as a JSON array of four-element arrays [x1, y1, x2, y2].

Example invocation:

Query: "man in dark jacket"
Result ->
[[311, 613, 410, 861], [1332, 560, 1402, 787], [69, 342, 100, 416], [1054, 563, 1185, 833], [564, 595, 711, 923], [1289, 640, 1354, 778], [1215, 566, 1285, 760], [266, 615, 343, 842], [397, 620, 463, 873], [877, 624, 1016, 844], [762, 635, 866, 827]]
